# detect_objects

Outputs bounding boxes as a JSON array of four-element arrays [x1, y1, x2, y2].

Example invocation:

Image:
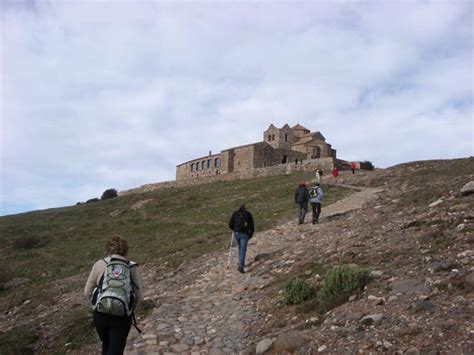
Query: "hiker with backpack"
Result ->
[[84, 235, 143, 355], [229, 203, 254, 274], [295, 181, 309, 224], [309, 182, 324, 224]]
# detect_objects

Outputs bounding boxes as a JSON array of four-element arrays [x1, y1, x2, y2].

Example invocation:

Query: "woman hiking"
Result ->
[[84, 235, 143, 355]]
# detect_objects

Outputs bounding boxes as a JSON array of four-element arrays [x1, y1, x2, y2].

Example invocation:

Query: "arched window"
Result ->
[[272, 134, 275, 140], [285, 134, 288, 142], [207, 159, 211, 168], [268, 135, 271, 141], [196, 162, 200, 171], [201, 161, 205, 170], [215, 158, 221, 167], [191, 163, 195, 171]]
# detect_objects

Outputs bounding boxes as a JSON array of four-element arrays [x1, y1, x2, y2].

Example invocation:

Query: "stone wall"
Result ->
[[176, 153, 222, 180], [120, 157, 336, 196]]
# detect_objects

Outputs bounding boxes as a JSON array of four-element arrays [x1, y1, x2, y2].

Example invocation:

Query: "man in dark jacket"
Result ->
[[229, 203, 254, 274], [295, 181, 309, 224]]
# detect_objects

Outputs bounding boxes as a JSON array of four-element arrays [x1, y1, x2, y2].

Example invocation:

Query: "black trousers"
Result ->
[[93, 312, 132, 355], [311, 202, 321, 223]]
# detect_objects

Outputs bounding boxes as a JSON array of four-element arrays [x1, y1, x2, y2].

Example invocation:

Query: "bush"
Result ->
[[11, 236, 46, 250], [86, 198, 100, 204], [360, 161, 375, 170], [101, 188, 118, 200], [317, 266, 370, 310], [283, 278, 315, 305]]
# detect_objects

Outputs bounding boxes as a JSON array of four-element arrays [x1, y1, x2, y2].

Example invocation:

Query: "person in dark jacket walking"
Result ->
[[229, 204, 254, 273], [295, 181, 309, 224]]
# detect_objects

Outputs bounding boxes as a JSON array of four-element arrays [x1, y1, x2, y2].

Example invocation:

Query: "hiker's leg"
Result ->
[[301, 204, 307, 223], [311, 202, 317, 223], [107, 316, 132, 355], [315, 203, 321, 222], [239, 234, 249, 268], [234, 233, 242, 265], [298, 204, 304, 224], [93, 312, 110, 355]]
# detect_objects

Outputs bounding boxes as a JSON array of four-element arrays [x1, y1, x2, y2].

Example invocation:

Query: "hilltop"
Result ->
[[1, 157, 473, 354]]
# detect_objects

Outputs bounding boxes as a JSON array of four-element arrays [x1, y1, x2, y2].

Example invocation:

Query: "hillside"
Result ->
[[1, 158, 473, 354], [0, 170, 351, 354]]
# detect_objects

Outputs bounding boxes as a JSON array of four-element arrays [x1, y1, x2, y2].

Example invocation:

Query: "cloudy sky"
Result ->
[[1, 0, 472, 216]]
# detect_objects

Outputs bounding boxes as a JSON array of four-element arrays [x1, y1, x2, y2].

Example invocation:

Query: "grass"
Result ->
[[0, 170, 352, 353]]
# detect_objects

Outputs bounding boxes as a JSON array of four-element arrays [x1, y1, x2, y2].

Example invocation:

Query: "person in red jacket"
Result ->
[[332, 167, 339, 183], [351, 162, 356, 174]]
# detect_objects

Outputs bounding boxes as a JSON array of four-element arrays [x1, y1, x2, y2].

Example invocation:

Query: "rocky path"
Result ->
[[125, 185, 383, 354]]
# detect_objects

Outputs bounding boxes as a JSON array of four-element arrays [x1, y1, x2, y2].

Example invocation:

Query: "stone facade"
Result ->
[[122, 158, 337, 196], [176, 123, 337, 181]]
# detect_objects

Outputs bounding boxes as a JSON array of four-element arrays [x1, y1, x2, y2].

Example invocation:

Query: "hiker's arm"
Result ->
[[228, 212, 235, 230], [131, 266, 144, 304], [84, 261, 101, 299], [248, 213, 255, 237]]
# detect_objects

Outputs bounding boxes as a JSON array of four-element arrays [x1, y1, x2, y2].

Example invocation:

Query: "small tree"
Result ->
[[101, 188, 118, 200], [86, 198, 100, 204]]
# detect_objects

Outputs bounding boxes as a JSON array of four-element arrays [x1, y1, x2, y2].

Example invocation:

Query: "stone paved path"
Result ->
[[125, 185, 383, 354]]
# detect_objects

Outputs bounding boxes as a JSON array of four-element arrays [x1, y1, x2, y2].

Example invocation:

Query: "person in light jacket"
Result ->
[[309, 182, 324, 224], [84, 235, 143, 355]]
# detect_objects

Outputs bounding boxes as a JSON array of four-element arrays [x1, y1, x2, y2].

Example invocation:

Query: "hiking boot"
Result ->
[[237, 266, 245, 274]]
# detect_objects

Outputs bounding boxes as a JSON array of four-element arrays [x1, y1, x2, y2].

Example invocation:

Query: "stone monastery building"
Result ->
[[176, 123, 337, 181]]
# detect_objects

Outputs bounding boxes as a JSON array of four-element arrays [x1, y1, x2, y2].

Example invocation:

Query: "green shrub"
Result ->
[[317, 267, 370, 310], [283, 278, 315, 305], [0, 326, 38, 355], [360, 161, 375, 170], [101, 188, 118, 200]]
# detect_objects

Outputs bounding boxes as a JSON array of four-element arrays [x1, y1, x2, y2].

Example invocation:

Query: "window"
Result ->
[[215, 158, 221, 167], [201, 161, 205, 170], [191, 163, 195, 171], [207, 159, 211, 168], [285, 134, 288, 142], [268, 135, 271, 141], [272, 134, 275, 140]]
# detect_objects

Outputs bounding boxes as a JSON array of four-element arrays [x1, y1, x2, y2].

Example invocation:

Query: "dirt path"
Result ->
[[125, 185, 383, 354]]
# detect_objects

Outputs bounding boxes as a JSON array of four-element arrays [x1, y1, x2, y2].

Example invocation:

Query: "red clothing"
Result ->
[[351, 162, 356, 170], [332, 168, 339, 177]]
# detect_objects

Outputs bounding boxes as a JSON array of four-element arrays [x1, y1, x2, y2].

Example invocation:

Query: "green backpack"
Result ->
[[92, 257, 136, 317], [309, 187, 318, 198]]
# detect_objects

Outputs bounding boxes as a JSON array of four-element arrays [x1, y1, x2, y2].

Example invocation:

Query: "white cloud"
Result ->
[[1, 0, 472, 215]]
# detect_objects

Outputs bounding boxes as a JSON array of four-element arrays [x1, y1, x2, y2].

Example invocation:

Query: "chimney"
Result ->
[[209, 150, 212, 156]]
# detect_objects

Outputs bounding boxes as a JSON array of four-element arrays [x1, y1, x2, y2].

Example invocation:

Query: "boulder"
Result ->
[[360, 313, 384, 326], [460, 181, 474, 196], [392, 279, 429, 295], [4, 277, 31, 290], [463, 272, 474, 292], [273, 332, 305, 352], [256, 338, 274, 354]]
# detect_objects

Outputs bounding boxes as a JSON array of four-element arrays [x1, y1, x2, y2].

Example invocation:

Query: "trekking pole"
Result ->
[[227, 232, 234, 268]]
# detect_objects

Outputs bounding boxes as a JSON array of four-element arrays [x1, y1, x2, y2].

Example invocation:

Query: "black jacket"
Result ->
[[229, 207, 255, 238], [295, 186, 309, 205]]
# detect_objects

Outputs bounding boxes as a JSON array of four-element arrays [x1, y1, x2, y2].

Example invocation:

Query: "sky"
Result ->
[[1, 0, 472, 216]]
